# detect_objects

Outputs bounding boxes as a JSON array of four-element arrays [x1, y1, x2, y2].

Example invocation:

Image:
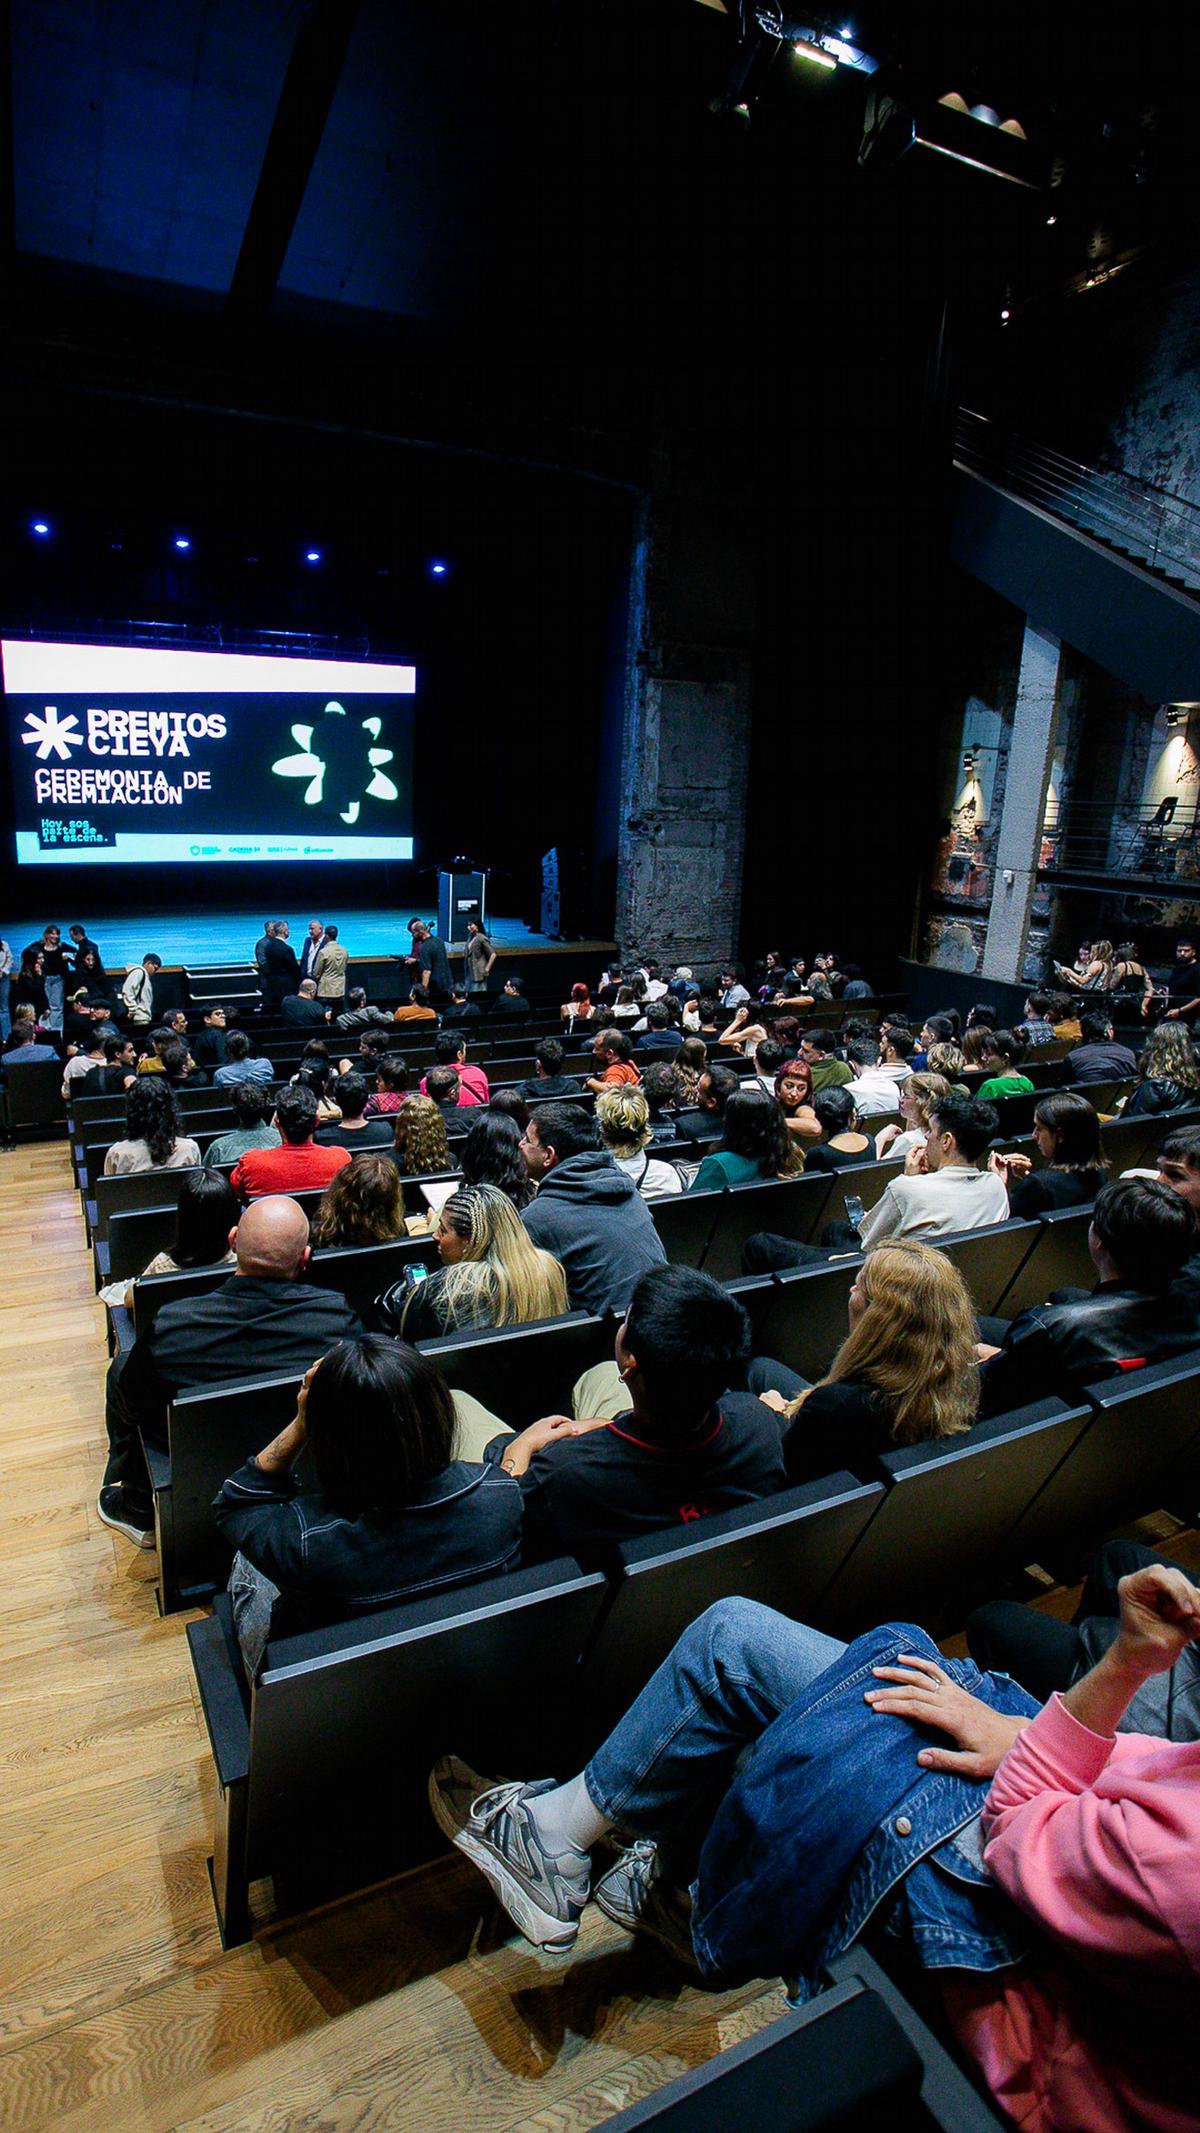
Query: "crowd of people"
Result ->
[[10, 910, 1200, 2129]]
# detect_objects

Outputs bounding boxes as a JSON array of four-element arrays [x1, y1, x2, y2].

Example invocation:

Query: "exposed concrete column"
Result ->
[[981, 621, 1062, 984]]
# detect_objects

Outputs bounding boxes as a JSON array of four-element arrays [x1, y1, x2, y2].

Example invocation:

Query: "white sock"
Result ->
[[528, 1772, 611, 1858]]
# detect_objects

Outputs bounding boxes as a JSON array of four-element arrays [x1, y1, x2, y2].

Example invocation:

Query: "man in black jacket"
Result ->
[[490, 1265, 786, 1567], [977, 1178, 1200, 1415], [1066, 1010, 1138, 1085], [519, 1102, 665, 1314], [99, 1195, 363, 1547], [281, 980, 332, 1030]]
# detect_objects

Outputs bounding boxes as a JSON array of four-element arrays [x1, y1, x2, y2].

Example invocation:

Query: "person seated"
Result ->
[[639, 1060, 687, 1143], [1153, 1128, 1200, 1290], [389, 1092, 454, 1178], [875, 1026, 916, 1092], [213, 1029, 274, 1087], [797, 1028, 852, 1093], [100, 1195, 362, 1548], [10, 950, 49, 1028], [959, 1026, 995, 1073], [363, 1052, 411, 1118], [673, 1062, 739, 1145], [689, 1087, 802, 1193], [842, 1036, 906, 1119], [206, 1085, 282, 1171], [430, 1565, 1200, 2133], [494, 975, 531, 1018], [423, 1065, 474, 1144], [480, 1264, 785, 1566], [420, 1032, 490, 1107], [925, 1037, 968, 1085], [1019, 991, 1059, 1048], [518, 1101, 666, 1314], [595, 1086, 684, 1199], [190, 1004, 229, 1068], [62, 985, 97, 1052], [799, 1086, 873, 1170], [561, 982, 596, 1026], [774, 1057, 821, 1144], [1054, 939, 1115, 993], [281, 979, 331, 1030], [461, 1110, 536, 1210], [584, 1027, 641, 1093], [1065, 1008, 1137, 1085], [977, 1177, 1200, 1413], [231, 1085, 351, 1201], [1049, 993, 1082, 1045], [135, 1029, 203, 1087], [517, 1036, 579, 1102], [394, 985, 439, 1025], [103, 1076, 201, 1176], [100, 1167, 239, 1310], [752, 1239, 980, 1485], [62, 1027, 113, 1097], [857, 1094, 1007, 1246], [975, 1030, 1036, 1101], [716, 1003, 770, 1054], [911, 1012, 955, 1067], [333, 986, 392, 1036], [76, 1032, 138, 1095], [874, 1070, 953, 1162], [748, 1037, 783, 1093], [215, 1335, 523, 1675], [672, 1037, 707, 1107], [312, 1071, 394, 1150], [307, 1147, 405, 1249], [2, 1015, 59, 1067], [635, 1001, 682, 1053], [988, 1091, 1108, 1216], [1122, 1022, 1200, 1116], [288, 1048, 341, 1125], [375, 1181, 567, 1341], [839, 962, 873, 999]]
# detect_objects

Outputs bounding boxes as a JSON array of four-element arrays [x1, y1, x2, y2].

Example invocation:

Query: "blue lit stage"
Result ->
[[0, 908, 615, 973]]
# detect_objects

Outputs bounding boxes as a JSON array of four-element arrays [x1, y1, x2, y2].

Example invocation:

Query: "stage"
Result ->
[[2, 909, 611, 971]]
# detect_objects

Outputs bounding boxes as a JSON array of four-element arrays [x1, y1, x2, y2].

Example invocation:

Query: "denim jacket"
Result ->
[[691, 1623, 1041, 1998]]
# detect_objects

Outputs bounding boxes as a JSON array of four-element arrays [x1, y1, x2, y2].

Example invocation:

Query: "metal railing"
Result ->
[[955, 410, 1200, 595], [1041, 799, 1200, 879]]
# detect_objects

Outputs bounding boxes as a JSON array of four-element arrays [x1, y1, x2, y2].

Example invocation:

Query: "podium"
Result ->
[[438, 869, 488, 946]]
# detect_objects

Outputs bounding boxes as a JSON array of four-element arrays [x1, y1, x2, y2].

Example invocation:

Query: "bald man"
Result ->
[[99, 1196, 363, 1548]]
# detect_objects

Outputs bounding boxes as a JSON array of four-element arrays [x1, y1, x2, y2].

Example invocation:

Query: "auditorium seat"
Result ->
[[988, 1206, 1095, 1320], [699, 1174, 837, 1282], [416, 1310, 612, 1430]]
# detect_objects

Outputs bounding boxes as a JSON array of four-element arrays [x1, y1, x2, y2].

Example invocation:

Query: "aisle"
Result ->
[[0, 1145, 780, 2131]]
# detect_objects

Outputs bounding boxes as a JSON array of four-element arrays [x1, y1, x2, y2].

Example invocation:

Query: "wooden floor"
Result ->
[[0, 1143, 783, 2132]]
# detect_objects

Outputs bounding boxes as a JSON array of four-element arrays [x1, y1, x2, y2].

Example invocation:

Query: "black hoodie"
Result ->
[[521, 1150, 666, 1315]]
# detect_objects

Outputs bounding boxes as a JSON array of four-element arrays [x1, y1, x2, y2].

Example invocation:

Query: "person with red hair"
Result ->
[[561, 982, 596, 1028]]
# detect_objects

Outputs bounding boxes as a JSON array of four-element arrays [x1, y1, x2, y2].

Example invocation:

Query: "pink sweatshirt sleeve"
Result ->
[[981, 1694, 1195, 1979]]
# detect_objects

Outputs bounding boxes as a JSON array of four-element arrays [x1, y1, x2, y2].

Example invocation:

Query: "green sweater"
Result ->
[[977, 1073, 1035, 1101]]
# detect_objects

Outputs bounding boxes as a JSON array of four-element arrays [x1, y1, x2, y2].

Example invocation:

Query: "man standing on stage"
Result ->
[[406, 918, 454, 1004], [299, 919, 326, 983], [313, 924, 348, 1004]]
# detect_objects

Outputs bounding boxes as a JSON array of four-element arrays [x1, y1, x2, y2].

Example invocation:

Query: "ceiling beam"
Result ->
[[225, 0, 362, 327]]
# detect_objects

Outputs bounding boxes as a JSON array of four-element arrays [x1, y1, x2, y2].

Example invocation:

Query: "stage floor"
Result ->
[[2, 909, 575, 968]]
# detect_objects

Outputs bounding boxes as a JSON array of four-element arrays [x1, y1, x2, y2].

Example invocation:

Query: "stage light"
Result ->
[[793, 37, 836, 68], [1046, 214, 1057, 226], [174, 536, 191, 552], [1000, 307, 1011, 322], [305, 549, 322, 564], [430, 560, 448, 577], [31, 520, 51, 537]]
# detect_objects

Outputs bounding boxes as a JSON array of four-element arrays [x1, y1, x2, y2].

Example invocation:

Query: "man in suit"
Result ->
[[262, 922, 301, 1010], [313, 923, 348, 1004], [98, 1195, 362, 1548], [299, 920, 326, 983]]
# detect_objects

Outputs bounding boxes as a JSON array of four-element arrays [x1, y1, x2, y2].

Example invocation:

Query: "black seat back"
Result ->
[[649, 1186, 726, 1267], [164, 1370, 304, 1609], [3, 1059, 66, 1131], [700, 1174, 836, 1281], [991, 1207, 1095, 1319], [752, 1262, 859, 1382], [936, 1219, 1043, 1316], [417, 1312, 613, 1429]]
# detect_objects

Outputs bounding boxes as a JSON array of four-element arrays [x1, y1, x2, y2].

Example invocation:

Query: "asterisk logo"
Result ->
[[21, 706, 85, 761], [271, 701, 398, 824]]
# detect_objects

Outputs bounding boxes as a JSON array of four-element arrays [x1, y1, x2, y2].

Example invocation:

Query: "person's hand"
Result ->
[[975, 1340, 1002, 1362], [1166, 1007, 1182, 1020], [758, 1388, 791, 1414], [1112, 1564, 1200, 1679], [293, 1361, 319, 1439], [865, 1654, 1031, 1779], [904, 1144, 928, 1175], [499, 1411, 609, 1477]]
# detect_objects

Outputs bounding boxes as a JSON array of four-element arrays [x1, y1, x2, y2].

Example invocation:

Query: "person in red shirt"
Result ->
[[419, 1032, 490, 1106], [584, 1027, 642, 1095], [363, 1053, 411, 1118], [232, 1084, 351, 1201]]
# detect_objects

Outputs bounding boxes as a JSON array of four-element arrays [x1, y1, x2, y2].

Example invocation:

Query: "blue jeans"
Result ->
[[44, 973, 64, 1033], [585, 1600, 844, 1837]]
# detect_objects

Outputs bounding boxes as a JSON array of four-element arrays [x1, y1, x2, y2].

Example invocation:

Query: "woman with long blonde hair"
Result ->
[[374, 1182, 567, 1340], [756, 1239, 980, 1484]]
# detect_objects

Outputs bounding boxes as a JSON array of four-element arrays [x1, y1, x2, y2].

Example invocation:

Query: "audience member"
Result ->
[[310, 1150, 405, 1247], [584, 1028, 640, 1093], [207, 1081, 283, 1166], [11, 948, 50, 1027], [798, 1029, 852, 1093], [394, 985, 439, 1024], [689, 1087, 801, 1192], [494, 975, 530, 1018], [639, 1061, 686, 1143], [975, 1031, 1035, 1101], [213, 1030, 274, 1087], [562, 982, 596, 1026], [773, 1058, 821, 1144], [231, 1085, 350, 1200], [843, 1037, 906, 1119], [78, 1034, 138, 1095], [461, 1111, 536, 1210], [100, 1195, 362, 1547], [799, 1086, 872, 1170], [215, 1336, 523, 1674], [925, 1037, 967, 1082], [1123, 1022, 1200, 1115], [3, 1016, 58, 1067], [635, 1001, 682, 1052], [313, 1072, 395, 1150], [595, 1086, 684, 1198], [517, 1037, 579, 1101], [281, 979, 330, 1030], [62, 1027, 112, 1095], [1018, 992, 1058, 1047], [103, 1077, 201, 1176], [989, 1092, 1108, 1216], [363, 1053, 410, 1117], [719, 966, 750, 1010], [390, 1092, 453, 1177], [519, 1102, 666, 1314], [857, 1095, 1007, 1246], [672, 1037, 707, 1106], [482, 1265, 783, 1566], [1065, 1009, 1137, 1084], [875, 1070, 953, 1162], [104, 1168, 239, 1309], [376, 1182, 567, 1342], [191, 1005, 229, 1069], [753, 1239, 980, 1484], [425, 1065, 474, 1143], [672, 1063, 739, 1144], [977, 1177, 1200, 1412], [420, 1032, 490, 1106], [334, 987, 392, 1035], [486, 1088, 531, 1130]]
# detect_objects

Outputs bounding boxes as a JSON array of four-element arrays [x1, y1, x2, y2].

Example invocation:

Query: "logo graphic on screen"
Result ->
[[271, 701, 398, 826], [21, 707, 86, 760]]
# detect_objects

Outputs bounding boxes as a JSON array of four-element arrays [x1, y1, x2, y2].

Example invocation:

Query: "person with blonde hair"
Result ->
[[1054, 938, 1115, 993], [310, 1150, 405, 1247], [875, 1070, 952, 1160], [1123, 1021, 1200, 1116], [924, 1038, 967, 1084], [374, 1181, 567, 1343], [390, 1092, 453, 1176], [595, 1085, 684, 1198], [754, 1238, 980, 1485]]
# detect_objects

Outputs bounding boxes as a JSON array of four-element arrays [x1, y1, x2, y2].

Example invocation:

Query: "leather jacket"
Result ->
[[981, 1280, 1200, 1414]]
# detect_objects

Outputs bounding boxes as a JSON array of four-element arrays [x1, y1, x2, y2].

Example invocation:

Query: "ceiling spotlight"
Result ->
[[304, 549, 322, 564], [30, 519, 51, 537], [1046, 213, 1057, 226], [430, 560, 448, 577], [173, 535, 191, 552], [1000, 306, 1011, 321]]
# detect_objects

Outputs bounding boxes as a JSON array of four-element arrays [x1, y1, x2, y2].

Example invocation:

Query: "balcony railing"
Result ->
[[1041, 800, 1200, 880]]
